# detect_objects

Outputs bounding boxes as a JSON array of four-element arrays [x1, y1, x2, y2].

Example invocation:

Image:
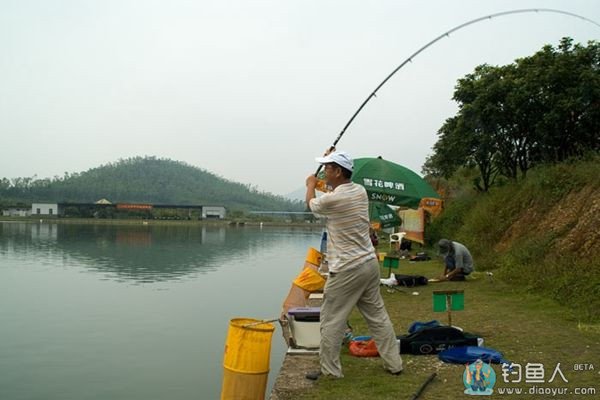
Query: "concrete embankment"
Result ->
[[270, 354, 319, 400], [269, 296, 323, 399]]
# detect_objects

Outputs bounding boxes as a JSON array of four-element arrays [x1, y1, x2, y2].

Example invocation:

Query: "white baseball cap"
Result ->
[[315, 150, 354, 171]]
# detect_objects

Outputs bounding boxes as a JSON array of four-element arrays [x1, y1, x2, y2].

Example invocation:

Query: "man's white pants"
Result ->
[[320, 257, 403, 377]]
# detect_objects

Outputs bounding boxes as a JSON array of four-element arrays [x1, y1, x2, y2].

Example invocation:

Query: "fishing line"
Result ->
[[314, 8, 600, 175]]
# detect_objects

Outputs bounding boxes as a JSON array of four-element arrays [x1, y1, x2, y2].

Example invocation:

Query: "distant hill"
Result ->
[[0, 156, 303, 212], [284, 186, 306, 202]]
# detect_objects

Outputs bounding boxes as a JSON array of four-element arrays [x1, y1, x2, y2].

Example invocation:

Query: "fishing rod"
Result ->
[[314, 8, 600, 176]]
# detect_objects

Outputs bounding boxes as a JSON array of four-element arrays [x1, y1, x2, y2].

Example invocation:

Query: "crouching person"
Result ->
[[438, 239, 474, 281]]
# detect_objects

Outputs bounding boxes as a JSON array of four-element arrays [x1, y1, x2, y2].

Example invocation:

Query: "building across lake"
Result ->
[[2, 207, 32, 217], [21, 202, 227, 220], [32, 203, 59, 216]]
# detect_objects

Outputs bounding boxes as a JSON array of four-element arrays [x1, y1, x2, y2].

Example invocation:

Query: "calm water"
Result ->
[[0, 221, 322, 400]]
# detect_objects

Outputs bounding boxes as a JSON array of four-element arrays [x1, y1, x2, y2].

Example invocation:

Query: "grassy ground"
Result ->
[[295, 258, 600, 400]]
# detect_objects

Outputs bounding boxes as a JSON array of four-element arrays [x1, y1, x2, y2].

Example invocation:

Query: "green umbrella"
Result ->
[[352, 157, 440, 208], [369, 201, 402, 229]]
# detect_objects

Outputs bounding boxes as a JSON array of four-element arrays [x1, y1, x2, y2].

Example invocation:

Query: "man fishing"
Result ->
[[304, 148, 403, 380]]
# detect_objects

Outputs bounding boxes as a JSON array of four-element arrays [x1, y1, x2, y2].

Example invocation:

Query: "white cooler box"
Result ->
[[288, 307, 321, 348]]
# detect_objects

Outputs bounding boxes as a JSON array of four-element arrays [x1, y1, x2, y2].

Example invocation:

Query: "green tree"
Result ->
[[425, 38, 600, 190]]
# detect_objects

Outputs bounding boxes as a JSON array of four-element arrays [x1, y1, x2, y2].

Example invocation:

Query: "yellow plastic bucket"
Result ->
[[221, 318, 275, 400], [293, 266, 326, 292], [378, 252, 387, 261], [305, 247, 323, 267]]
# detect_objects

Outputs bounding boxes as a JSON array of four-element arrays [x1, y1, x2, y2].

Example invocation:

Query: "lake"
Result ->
[[0, 221, 323, 400]]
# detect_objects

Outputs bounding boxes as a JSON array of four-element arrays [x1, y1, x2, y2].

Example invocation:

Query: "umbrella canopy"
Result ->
[[352, 157, 440, 208], [369, 201, 402, 229]]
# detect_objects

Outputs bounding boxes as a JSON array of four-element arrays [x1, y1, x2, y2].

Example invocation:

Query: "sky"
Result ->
[[1, 0, 598, 196]]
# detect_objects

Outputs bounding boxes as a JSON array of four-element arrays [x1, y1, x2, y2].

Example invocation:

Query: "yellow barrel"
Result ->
[[305, 247, 323, 267], [221, 318, 275, 400], [293, 266, 326, 292]]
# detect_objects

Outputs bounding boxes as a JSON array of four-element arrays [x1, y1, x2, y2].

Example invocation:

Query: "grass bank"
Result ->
[[427, 157, 600, 323], [291, 157, 599, 399], [295, 260, 599, 400]]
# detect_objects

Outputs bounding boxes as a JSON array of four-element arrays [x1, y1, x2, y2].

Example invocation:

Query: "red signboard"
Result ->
[[116, 203, 153, 211]]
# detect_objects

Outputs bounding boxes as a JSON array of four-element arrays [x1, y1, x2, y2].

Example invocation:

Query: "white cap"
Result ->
[[315, 150, 353, 172]]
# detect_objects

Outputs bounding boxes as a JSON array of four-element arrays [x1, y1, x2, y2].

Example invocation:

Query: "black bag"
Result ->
[[394, 274, 428, 287], [410, 252, 431, 262], [398, 326, 480, 355]]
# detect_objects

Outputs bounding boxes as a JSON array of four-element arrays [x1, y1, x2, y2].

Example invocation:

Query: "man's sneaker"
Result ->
[[388, 369, 403, 376], [305, 371, 321, 381]]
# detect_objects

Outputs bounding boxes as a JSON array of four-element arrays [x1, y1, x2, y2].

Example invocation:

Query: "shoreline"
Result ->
[[0, 216, 324, 229]]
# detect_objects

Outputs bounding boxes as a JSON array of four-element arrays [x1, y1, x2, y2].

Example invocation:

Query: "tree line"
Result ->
[[424, 38, 599, 191], [0, 156, 303, 212]]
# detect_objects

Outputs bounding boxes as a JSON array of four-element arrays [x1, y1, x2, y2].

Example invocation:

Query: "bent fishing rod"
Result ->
[[314, 8, 600, 176]]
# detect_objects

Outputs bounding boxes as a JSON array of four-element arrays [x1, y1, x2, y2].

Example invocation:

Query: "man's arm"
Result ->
[[305, 175, 317, 209], [454, 251, 465, 270], [444, 268, 462, 280], [444, 251, 465, 279]]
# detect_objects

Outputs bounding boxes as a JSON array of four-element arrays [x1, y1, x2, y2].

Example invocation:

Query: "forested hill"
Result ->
[[0, 157, 303, 212]]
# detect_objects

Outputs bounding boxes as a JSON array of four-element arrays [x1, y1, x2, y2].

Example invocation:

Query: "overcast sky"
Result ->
[[1, 0, 598, 196]]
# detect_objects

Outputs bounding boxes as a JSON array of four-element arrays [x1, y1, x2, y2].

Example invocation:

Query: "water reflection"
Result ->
[[0, 221, 323, 400], [0, 222, 321, 283], [32, 223, 59, 241]]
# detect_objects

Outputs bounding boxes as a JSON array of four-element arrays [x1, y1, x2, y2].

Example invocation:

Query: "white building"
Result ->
[[2, 207, 31, 217], [31, 203, 59, 216], [202, 206, 226, 219]]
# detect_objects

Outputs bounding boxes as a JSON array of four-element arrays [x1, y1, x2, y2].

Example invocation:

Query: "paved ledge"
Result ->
[[271, 294, 323, 399], [269, 354, 319, 400]]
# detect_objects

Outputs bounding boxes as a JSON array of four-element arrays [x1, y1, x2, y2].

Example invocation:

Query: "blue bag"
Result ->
[[438, 346, 511, 365], [408, 320, 441, 334]]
